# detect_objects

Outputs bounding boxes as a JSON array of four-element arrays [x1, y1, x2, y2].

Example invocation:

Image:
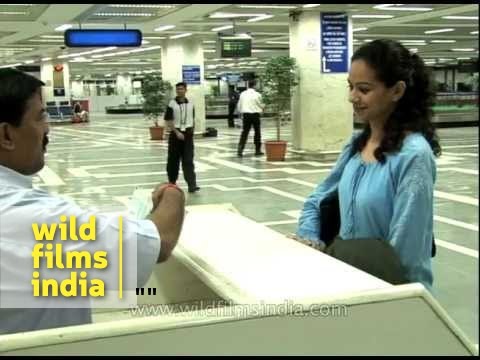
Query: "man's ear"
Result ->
[[392, 80, 406, 102], [0, 123, 15, 151]]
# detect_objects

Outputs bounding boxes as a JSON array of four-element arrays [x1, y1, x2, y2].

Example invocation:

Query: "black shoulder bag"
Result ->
[[318, 191, 437, 257]]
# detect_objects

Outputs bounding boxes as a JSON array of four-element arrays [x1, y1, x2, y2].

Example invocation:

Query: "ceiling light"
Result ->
[[236, 33, 252, 39], [169, 33, 192, 39], [0, 63, 22, 69], [451, 48, 475, 52], [303, 4, 320, 8], [237, 5, 297, 9], [94, 13, 154, 17], [266, 41, 289, 44], [424, 28, 454, 34], [40, 35, 64, 39], [457, 57, 472, 60], [154, 25, 175, 32], [373, 4, 432, 11], [142, 40, 150, 44], [247, 15, 274, 22], [69, 57, 93, 63], [351, 15, 394, 19], [352, 27, 367, 32], [409, 48, 418, 53], [41, 57, 51, 61], [470, 31, 478, 35], [109, 4, 176, 8], [211, 25, 233, 32], [0, 47, 34, 51], [89, 47, 117, 53], [0, 11, 28, 15], [430, 40, 456, 43], [93, 62, 151, 66], [209, 12, 268, 19], [143, 36, 166, 39], [203, 40, 216, 43], [442, 16, 478, 20], [24, 60, 34, 64], [28, 39, 64, 42], [203, 50, 215, 53], [55, 24, 73, 31], [128, 45, 162, 53]]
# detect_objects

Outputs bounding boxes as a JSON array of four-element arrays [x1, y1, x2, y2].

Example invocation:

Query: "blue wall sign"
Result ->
[[182, 65, 201, 85], [321, 13, 349, 73]]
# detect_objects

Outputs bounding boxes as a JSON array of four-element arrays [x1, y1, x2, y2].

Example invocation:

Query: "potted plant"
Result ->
[[141, 74, 172, 140], [260, 56, 299, 161]]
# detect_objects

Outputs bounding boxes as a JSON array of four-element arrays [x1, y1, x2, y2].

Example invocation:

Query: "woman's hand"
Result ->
[[287, 233, 326, 252]]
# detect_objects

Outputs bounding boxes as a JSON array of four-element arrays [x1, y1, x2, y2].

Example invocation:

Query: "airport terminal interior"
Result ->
[[0, 3, 478, 355]]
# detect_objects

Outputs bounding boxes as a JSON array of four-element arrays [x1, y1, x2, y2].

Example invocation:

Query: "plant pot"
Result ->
[[265, 140, 287, 161], [149, 126, 164, 140]]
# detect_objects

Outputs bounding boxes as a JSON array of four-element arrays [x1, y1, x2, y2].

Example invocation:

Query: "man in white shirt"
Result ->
[[164, 82, 200, 193], [236, 80, 265, 157], [0, 69, 185, 334]]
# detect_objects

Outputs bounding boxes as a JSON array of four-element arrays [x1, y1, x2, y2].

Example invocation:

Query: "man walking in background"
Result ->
[[236, 80, 264, 157]]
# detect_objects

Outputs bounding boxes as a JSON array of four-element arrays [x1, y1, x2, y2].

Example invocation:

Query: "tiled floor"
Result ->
[[39, 114, 478, 345]]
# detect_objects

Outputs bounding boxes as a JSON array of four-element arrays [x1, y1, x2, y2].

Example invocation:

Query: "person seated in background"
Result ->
[[73, 101, 89, 122], [295, 39, 441, 293]]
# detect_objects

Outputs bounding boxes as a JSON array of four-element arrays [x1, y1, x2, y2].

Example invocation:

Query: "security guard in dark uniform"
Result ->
[[164, 82, 200, 193]]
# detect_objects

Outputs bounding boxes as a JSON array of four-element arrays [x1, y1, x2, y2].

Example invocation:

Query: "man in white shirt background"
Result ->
[[236, 80, 265, 158], [0, 69, 185, 334]]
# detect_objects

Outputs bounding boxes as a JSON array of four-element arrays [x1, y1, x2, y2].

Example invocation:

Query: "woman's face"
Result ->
[[348, 59, 399, 127]]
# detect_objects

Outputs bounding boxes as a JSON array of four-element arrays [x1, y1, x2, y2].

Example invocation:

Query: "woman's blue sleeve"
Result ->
[[296, 137, 356, 245], [387, 149, 436, 290]]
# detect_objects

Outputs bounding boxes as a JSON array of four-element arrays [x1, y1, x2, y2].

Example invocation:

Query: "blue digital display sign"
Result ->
[[321, 13, 349, 73], [64, 29, 142, 47], [182, 65, 201, 85]]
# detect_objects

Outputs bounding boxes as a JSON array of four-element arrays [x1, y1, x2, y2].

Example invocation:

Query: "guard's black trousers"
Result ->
[[167, 127, 197, 191], [227, 103, 236, 128], [237, 113, 261, 154]]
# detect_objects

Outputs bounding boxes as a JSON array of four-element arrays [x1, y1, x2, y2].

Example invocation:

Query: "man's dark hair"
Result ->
[[248, 80, 256, 88], [176, 82, 187, 89], [0, 68, 45, 127]]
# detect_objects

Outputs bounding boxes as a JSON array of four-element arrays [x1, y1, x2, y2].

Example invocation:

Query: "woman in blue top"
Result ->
[[296, 39, 441, 292]]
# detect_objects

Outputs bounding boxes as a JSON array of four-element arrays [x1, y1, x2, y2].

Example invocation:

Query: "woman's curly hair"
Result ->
[[350, 39, 441, 162]]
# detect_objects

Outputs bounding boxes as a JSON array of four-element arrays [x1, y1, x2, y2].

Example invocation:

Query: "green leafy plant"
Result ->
[[210, 84, 220, 96], [260, 56, 299, 141], [141, 74, 172, 127]]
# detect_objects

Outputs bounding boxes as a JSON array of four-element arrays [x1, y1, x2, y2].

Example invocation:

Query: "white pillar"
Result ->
[[116, 74, 133, 97], [40, 61, 71, 103], [70, 81, 83, 98], [161, 36, 206, 135], [290, 11, 353, 153]]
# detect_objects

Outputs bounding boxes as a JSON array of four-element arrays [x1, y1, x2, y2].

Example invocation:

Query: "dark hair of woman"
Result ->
[[350, 39, 441, 163]]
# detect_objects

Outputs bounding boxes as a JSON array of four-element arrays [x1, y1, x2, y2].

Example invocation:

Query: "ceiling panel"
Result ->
[[0, 4, 476, 77], [0, 4, 49, 22]]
